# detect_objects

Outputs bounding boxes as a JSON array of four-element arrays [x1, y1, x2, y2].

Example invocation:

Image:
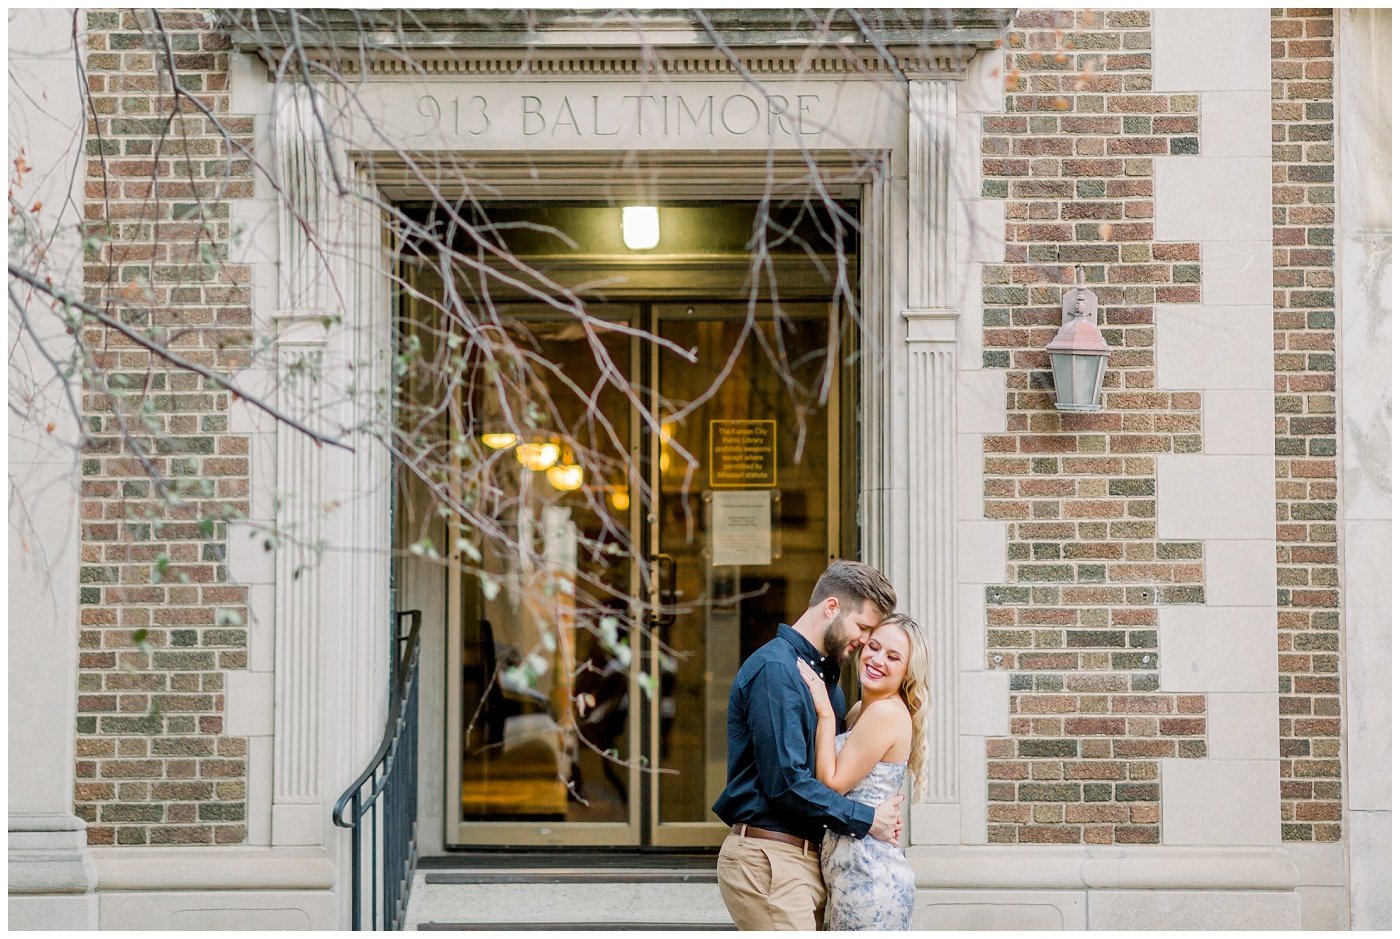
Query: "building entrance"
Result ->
[[396, 202, 860, 848]]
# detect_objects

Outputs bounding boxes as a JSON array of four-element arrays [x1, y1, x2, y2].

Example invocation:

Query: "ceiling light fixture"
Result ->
[[622, 205, 660, 251]]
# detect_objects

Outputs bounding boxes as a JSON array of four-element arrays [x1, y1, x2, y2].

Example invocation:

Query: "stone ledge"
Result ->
[[90, 847, 334, 892], [906, 845, 1299, 891]]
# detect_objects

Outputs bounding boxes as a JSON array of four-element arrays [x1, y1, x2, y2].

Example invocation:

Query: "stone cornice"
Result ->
[[224, 8, 1012, 79]]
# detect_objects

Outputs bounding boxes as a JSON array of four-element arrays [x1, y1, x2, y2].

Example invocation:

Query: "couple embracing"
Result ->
[[713, 560, 928, 931]]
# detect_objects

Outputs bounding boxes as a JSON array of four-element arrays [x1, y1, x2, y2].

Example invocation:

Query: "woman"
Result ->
[[796, 613, 930, 931]]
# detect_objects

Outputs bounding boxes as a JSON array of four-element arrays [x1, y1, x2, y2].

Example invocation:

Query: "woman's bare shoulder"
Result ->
[[861, 696, 912, 728]]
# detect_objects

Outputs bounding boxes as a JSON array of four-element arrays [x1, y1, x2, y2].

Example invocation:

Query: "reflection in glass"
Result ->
[[655, 308, 834, 826], [454, 319, 635, 825]]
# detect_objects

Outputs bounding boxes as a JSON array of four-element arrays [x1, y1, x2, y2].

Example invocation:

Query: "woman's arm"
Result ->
[[795, 659, 840, 791]]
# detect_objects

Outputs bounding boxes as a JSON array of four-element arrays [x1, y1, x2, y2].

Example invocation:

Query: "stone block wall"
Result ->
[[1270, 7, 1343, 844], [979, 8, 1207, 846], [75, 9, 253, 847], [978, 8, 1344, 847]]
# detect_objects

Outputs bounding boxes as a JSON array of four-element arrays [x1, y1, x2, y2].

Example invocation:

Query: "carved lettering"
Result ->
[[766, 94, 791, 135], [592, 95, 620, 136], [521, 95, 545, 136], [719, 94, 760, 135], [464, 95, 490, 136], [418, 89, 824, 139], [417, 95, 442, 136], [553, 97, 582, 135], [677, 95, 714, 135], [797, 94, 821, 135]]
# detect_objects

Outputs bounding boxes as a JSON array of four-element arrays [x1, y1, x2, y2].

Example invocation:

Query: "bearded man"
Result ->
[[712, 560, 905, 930]]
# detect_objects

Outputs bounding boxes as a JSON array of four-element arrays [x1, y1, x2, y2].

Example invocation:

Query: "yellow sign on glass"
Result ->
[[709, 419, 777, 488]]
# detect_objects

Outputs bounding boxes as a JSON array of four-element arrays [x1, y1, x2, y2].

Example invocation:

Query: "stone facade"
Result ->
[[76, 9, 253, 847], [5, 5, 1385, 931], [1270, 7, 1344, 844], [979, 8, 1208, 846]]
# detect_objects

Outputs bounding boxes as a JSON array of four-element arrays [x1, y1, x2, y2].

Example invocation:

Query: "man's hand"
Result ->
[[868, 793, 904, 846]]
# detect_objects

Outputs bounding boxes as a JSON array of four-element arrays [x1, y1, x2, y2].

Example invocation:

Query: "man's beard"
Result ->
[[823, 614, 855, 666]]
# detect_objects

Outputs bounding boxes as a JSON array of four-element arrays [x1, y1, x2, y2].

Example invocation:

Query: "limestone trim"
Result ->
[[903, 309, 961, 810], [8, 823, 99, 895], [90, 848, 335, 891], [270, 319, 328, 845], [905, 845, 1300, 891], [341, 48, 979, 79], [907, 81, 956, 308], [270, 88, 336, 846], [225, 9, 1012, 80], [363, 148, 886, 201]]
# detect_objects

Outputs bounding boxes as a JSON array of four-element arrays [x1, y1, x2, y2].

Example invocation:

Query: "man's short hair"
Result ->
[[807, 559, 897, 617]]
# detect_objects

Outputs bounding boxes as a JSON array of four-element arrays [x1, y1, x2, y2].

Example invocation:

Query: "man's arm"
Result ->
[[747, 661, 875, 838]]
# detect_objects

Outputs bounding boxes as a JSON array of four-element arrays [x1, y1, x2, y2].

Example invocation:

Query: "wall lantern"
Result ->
[[515, 438, 561, 471], [621, 206, 660, 251], [1046, 268, 1110, 412]]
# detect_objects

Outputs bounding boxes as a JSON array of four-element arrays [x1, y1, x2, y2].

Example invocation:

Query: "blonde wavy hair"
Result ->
[[875, 613, 932, 801]]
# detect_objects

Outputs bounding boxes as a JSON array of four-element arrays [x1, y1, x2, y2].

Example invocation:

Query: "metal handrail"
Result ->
[[333, 609, 423, 931]]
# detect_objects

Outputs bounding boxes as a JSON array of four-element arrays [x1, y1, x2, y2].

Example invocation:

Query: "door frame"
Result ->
[[363, 149, 904, 853], [421, 281, 864, 848], [644, 300, 848, 847]]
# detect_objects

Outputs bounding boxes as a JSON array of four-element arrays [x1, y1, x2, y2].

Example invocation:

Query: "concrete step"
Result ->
[[404, 869, 734, 930]]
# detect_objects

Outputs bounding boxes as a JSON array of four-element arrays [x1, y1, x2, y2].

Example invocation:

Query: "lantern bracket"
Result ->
[[1060, 265, 1099, 326]]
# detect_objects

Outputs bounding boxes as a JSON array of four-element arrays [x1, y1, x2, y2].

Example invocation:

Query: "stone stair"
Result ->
[[404, 853, 733, 931]]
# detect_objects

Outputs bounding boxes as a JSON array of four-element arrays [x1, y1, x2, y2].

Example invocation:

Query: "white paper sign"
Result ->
[[711, 490, 772, 566]]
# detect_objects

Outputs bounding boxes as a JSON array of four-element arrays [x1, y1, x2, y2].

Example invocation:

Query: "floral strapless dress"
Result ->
[[820, 732, 914, 931]]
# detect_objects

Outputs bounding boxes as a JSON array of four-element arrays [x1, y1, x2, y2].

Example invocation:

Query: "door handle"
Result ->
[[649, 553, 676, 627]]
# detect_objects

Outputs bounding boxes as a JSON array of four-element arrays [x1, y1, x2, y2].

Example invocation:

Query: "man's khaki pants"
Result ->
[[716, 830, 826, 930]]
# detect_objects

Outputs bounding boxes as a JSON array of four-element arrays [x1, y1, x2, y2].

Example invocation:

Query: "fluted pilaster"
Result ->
[[907, 79, 956, 309], [903, 310, 960, 806]]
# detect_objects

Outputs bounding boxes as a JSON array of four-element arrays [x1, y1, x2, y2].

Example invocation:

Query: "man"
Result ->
[[712, 560, 904, 930]]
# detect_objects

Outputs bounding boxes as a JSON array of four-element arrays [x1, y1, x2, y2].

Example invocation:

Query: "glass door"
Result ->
[[646, 302, 841, 846], [439, 296, 847, 848], [446, 301, 645, 846]]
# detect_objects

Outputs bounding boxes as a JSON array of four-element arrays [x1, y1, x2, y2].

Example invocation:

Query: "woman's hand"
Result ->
[[796, 659, 835, 721]]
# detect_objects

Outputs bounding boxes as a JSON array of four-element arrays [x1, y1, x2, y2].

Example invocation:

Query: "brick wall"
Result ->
[[76, 9, 254, 846], [1270, 8, 1342, 844], [979, 9, 1208, 845]]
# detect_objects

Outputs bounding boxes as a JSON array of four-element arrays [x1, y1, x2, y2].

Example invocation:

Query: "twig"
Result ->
[[8, 265, 353, 452]]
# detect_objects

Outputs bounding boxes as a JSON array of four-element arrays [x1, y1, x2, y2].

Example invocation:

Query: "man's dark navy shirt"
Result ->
[[711, 624, 876, 844]]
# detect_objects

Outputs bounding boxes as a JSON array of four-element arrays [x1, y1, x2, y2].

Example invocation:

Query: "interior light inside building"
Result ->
[[481, 432, 518, 450], [622, 205, 660, 250], [609, 485, 630, 512], [546, 462, 584, 492], [515, 440, 561, 471]]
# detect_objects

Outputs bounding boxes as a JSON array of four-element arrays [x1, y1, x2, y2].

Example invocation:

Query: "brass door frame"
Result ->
[[646, 301, 844, 848], [441, 294, 645, 848]]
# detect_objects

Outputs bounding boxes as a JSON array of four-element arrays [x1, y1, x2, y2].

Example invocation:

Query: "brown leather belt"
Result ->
[[731, 823, 818, 855]]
